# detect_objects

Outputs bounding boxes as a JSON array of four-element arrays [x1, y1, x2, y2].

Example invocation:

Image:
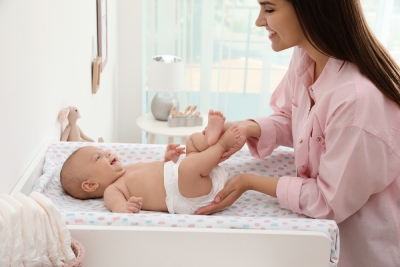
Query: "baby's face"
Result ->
[[77, 146, 126, 187]]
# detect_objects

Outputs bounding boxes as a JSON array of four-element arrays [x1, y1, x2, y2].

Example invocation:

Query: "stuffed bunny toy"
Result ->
[[58, 106, 104, 142]]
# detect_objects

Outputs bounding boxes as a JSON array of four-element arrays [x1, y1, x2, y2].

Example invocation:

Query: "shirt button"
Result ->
[[299, 139, 303, 144], [317, 137, 321, 141], [302, 165, 306, 169]]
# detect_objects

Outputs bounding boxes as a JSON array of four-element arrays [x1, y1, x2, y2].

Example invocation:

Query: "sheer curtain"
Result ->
[[143, 0, 400, 122]]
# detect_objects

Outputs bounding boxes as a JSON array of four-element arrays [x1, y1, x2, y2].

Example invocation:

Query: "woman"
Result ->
[[195, 0, 400, 266]]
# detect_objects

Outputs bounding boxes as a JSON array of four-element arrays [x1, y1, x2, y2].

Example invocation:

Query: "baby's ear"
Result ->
[[82, 180, 99, 192]]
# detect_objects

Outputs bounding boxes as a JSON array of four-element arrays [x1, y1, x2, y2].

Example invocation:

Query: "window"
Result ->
[[143, 0, 399, 121]]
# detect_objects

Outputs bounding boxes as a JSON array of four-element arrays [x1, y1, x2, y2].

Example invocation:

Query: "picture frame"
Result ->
[[97, 0, 108, 71]]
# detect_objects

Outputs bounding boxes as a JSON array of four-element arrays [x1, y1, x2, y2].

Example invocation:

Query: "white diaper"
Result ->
[[164, 161, 229, 214]]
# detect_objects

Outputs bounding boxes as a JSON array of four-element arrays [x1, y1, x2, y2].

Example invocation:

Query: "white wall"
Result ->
[[117, 0, 144, 143], [0, 0, 143, 194]]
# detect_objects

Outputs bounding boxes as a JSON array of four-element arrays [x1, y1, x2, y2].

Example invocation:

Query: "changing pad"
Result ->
[[32, 142, 339, 266]]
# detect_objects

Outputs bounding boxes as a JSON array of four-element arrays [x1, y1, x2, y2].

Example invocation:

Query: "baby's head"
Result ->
[[60, 146, 126, 199]]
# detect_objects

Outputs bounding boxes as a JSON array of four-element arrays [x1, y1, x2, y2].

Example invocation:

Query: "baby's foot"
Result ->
[[218, 125, 242, 152], [220, 125, 247, 162], [205, 110, 226, 146]]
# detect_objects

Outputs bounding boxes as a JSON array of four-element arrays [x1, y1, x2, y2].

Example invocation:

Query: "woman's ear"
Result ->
[[82, 180, 99, 192]]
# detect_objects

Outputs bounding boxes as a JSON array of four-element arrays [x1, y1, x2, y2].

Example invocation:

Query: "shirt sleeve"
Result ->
[[277, 125, 400, 223]]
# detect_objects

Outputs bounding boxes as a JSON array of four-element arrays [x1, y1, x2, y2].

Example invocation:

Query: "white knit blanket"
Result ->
[[0, 192, 75, 267]]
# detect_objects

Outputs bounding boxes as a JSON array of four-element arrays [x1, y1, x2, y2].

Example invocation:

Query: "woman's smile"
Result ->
[[268, 30, 276, 39]]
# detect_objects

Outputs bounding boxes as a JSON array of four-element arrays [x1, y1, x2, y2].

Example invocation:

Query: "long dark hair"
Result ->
[[288, 0, 400, 107]]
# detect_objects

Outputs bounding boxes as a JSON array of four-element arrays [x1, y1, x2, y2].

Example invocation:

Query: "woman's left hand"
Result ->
[[194, 174, 248, 215]]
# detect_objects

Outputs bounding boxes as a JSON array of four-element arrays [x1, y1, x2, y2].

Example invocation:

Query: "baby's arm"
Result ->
[[104, 185, 143, 213], [164, 143, 185, 163]]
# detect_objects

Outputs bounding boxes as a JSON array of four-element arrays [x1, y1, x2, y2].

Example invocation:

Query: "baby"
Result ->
[[60, 110, 243, 214]]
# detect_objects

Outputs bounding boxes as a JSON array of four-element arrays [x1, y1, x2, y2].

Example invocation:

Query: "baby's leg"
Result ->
[[205, 110, 225, 146], [185, 110, 226, 157], [178, 125, 241, 198], [185, 132, 210, 158]]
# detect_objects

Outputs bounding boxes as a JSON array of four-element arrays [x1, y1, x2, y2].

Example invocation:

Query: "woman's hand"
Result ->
[[194, 174, 249, 215]]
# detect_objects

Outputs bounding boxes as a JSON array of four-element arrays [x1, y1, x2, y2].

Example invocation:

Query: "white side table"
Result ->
[[136, 113, 208, 144]]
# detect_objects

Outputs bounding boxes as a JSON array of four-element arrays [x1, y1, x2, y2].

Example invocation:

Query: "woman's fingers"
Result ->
[[195, 175, 244, 215], [220, 132, 246, 161], [218, 155, 230, 164], [194, 190, 236, 215], [194, 202, 221, 215], [221, 146, 239, 159]]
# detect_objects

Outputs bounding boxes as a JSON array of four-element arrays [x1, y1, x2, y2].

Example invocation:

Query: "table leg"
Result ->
[[168, 137, 174, 144], [148, 133, 156, 144], [180, 137, 187, 145]]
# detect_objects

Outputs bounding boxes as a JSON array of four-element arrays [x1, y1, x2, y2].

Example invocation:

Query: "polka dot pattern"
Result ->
[[32, 142, 339, 266]]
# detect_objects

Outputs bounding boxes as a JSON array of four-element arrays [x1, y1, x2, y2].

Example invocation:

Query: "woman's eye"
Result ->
[[265, 9, 274, 13]]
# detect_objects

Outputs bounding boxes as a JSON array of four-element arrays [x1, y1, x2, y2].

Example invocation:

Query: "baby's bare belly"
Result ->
[[124, 161, 168, 212], [139, 180, 168, 212]]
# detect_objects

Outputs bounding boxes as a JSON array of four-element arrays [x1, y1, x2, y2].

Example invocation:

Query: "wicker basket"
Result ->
[[62, 238, 85, 267]]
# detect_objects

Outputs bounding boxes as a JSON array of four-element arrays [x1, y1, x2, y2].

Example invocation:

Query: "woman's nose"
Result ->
[[255, 11, 266, 27]]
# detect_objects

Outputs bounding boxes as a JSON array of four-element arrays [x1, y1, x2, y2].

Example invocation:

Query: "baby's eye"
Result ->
[[96, 155, 101, 161]]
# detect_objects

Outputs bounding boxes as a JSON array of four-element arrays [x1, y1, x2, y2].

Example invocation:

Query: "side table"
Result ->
[[136, 113, 208, 144]]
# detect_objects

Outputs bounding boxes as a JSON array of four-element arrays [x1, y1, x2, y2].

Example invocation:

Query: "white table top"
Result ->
[[136, 113, 208, 138]]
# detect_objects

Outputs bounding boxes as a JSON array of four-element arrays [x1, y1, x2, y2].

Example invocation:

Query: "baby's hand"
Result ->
[[165, 143, 185, 163], [126, 196, 143, 213]]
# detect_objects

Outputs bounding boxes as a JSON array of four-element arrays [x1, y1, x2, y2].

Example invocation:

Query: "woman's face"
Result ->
[[255, 0, 307, 51]]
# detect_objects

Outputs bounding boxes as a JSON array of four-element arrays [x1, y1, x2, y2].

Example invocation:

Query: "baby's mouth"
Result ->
[[111, 158, 117, 165]]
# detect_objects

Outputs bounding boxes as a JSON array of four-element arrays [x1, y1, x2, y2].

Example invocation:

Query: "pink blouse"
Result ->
[[248, 47, 400, 266]]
